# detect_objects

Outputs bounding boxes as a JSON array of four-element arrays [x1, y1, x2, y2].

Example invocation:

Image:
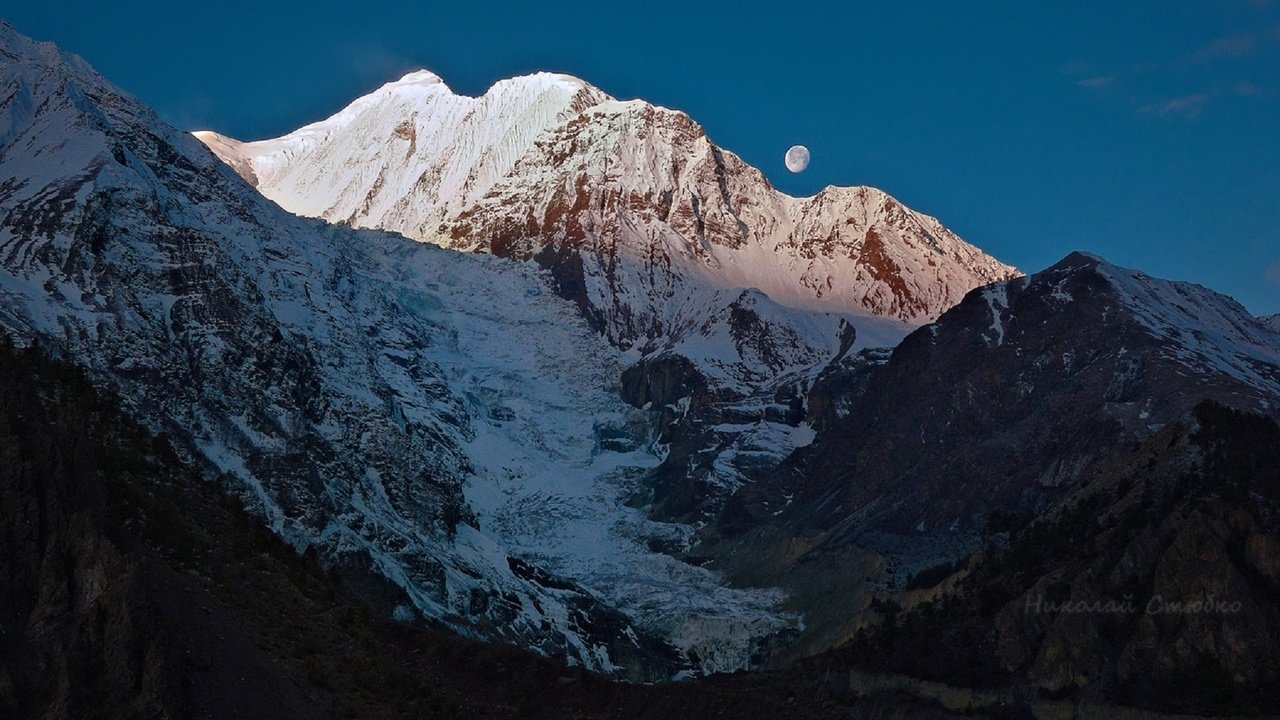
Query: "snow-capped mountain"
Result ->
[[1263, 313, 1280, 333], [0, 22, 804, 678], [196, 70, 1017, 367], [196, 66, 1019, 527], [193, 71, 607, 232]]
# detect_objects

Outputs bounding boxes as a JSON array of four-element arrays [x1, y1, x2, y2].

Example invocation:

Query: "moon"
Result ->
[[784, 145, 810, 173]]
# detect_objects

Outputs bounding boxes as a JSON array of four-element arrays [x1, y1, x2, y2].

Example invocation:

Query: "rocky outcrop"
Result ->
[[621, 353, 710, 411]]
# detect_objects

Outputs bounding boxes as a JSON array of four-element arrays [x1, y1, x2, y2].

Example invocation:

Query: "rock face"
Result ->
[[436, 100, 1016, 341], [0, 22, 805, 678], [196, 69, 1017, 385]]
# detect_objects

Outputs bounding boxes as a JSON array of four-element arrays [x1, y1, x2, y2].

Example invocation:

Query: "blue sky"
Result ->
[[9, 1, 1279, 313]]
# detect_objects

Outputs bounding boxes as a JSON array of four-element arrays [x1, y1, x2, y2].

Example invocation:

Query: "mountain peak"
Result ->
[[992, 251, 1280, 395], [390, 68, 445, 86], [584, 97, 686, 119], [797, 249, 1280, 541], [492, 70, 600, 95], [193, 66, 610, 227], [195, 66, 1016, 336], [812, 184, 890, 199], [1050, 249, 1106, 269], [379, 69, 605, 104]]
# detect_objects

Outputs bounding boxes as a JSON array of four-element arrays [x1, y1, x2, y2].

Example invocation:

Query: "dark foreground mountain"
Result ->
[[7, 332, 1271, 719], [0, 338, 974, 720]]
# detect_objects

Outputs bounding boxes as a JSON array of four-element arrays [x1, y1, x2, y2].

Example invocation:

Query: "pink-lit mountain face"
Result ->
[[196, 71, 1019, 355]]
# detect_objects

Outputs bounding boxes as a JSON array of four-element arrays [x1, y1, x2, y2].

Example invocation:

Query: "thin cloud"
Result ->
[[1193, 33, 1257, 62], [161, 93, 216, 133], [1140, 93, 1211, 118], [1076, 75, 1114, 90], [1267, 263, 1280, 286], [335, 41, 424, 89], [1234, 80, 1267, 97], [1138, 81, 1269, 119], [1059, 60, 1095, 77]]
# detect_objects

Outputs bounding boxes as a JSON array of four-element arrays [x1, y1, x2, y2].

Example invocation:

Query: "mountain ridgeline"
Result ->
[[4, 18, 1280, 717], [196, 68, 1017, 363]]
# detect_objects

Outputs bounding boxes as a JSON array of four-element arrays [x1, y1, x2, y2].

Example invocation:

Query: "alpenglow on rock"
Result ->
[[196, 70, 1020, 348]]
